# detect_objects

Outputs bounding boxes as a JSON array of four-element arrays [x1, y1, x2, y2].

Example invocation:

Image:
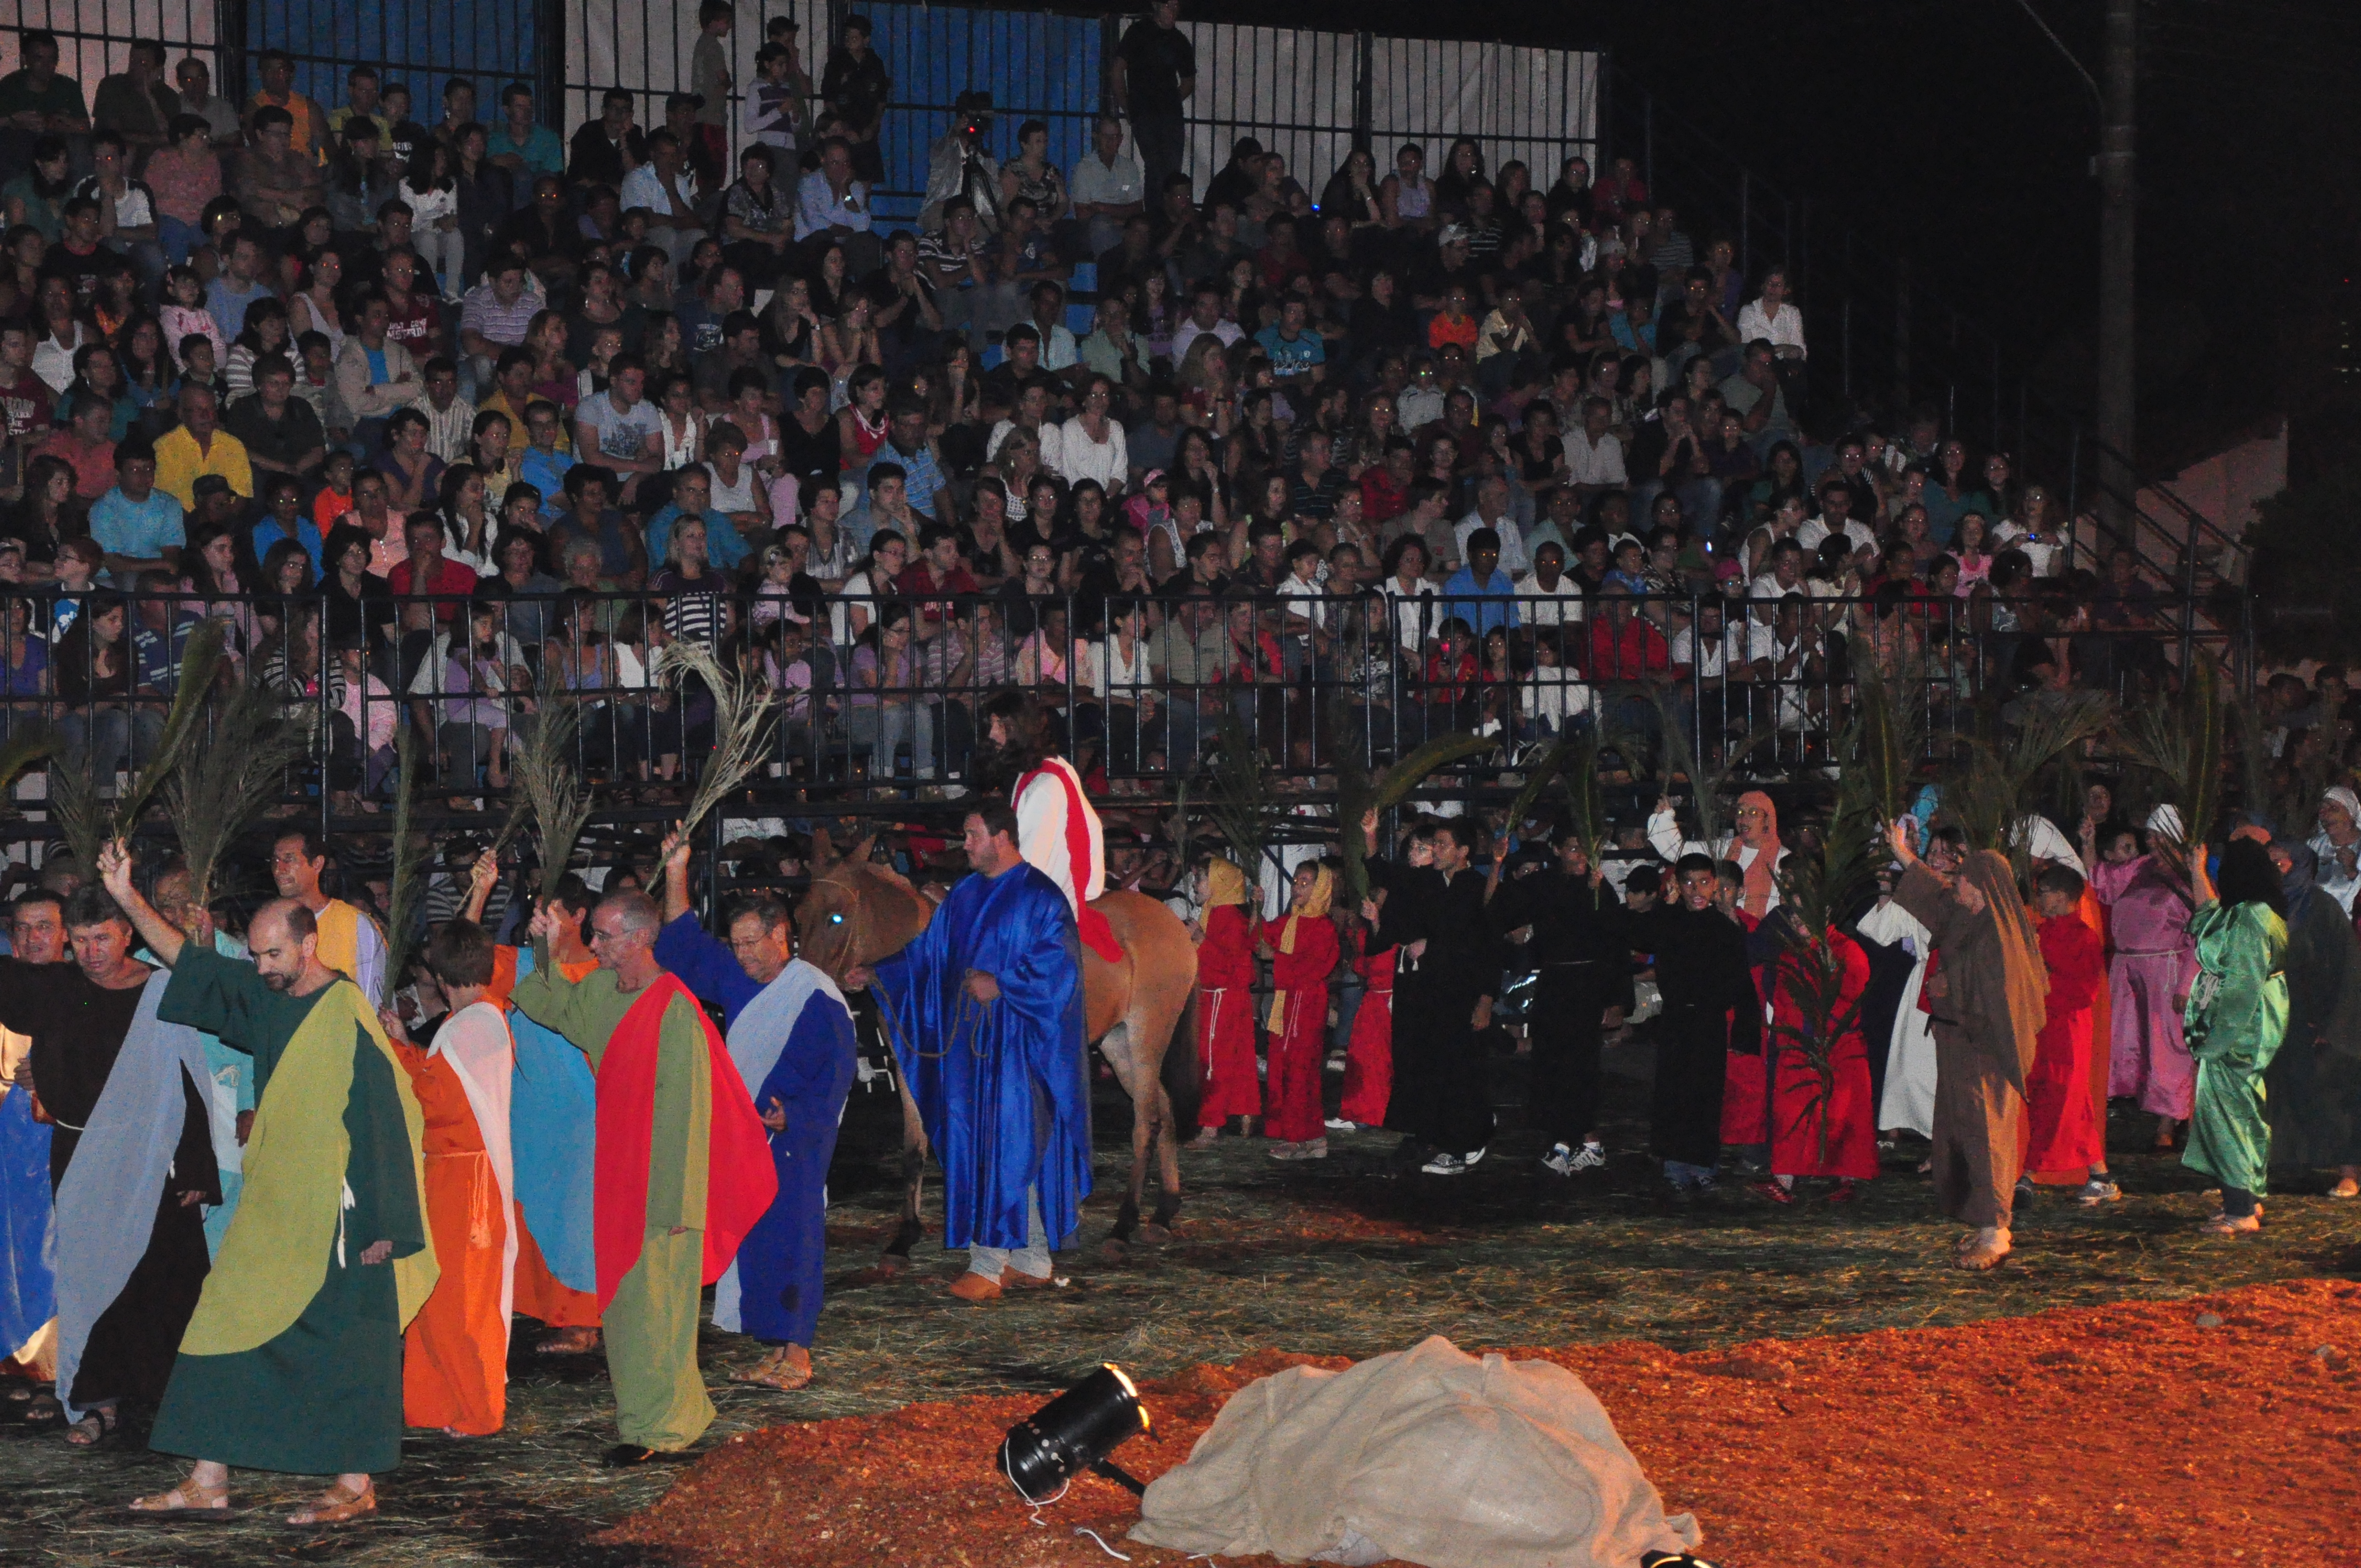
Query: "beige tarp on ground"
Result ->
[[1129, 1335, 1701, 1567]]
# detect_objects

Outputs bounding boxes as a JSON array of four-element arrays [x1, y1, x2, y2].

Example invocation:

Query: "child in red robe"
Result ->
[[1188, 856, 1263, 1145], [1335, 911, 1396, 1130], [1759, 920, 1878, 1202], [2026, 863, 2108, 1182], [1261, 863, 1340, 1159]]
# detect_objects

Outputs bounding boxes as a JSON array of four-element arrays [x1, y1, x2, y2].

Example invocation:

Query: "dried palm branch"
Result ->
[[1942, 691, 2114, 856], [1336, 727, 1495, 903], [1503, 736, 1573, 847], [2115, 655, 2224, 846], [1851, 662, 1924, 829], [113, 618, 228, 835], [164, 678, 313, 908], [1559, 728, 1610, 870], [662, 638, 779, 841], [1195, 709, 1280, 889], [1764, 704, 1884, 1164], [0, 724, 57, 807], [382, 723, 430, 1005], [47, 746, 104, 876], [2231, 696, 2272, 832], [508, 654, 595, 884]]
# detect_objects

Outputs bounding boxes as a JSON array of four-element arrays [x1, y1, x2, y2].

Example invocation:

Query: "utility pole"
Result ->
[[2096, 0, 2137, 543]]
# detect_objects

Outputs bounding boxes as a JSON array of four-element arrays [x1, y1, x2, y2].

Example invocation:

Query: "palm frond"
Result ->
[[1194, 709, 1279, 887], [382, 722, 430, 1005], [1851, 662, 1924, 829], [112, 618, 227, 836], [164, 679, 312, 908], [1559, 726, 1610, 868], [662, 638, 779, 841], [1340, 729, 1495, 903], [511, 662, 594, 885], [47, 747, 104, 875], [2114, 656, 2224, 845], [1504, 736, 1573, 845], [1943, 690, 2114, 856], [0, 723, 57, 818]]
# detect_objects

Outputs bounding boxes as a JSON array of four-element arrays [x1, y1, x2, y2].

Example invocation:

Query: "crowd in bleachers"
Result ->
[[0, 4, 2197, 815]]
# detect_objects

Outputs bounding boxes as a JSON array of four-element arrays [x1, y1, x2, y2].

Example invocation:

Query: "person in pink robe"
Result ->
[[2085, 810, 2199, 1146]]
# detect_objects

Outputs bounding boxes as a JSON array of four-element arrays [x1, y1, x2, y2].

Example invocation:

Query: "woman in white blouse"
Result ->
[[1042, 374, 1128, 496], [1735, 266, 1806, 361]]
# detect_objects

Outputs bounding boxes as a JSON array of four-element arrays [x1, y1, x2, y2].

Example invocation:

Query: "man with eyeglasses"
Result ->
[[266, 826, 388, 1003], [509, 886, 776, 1464]]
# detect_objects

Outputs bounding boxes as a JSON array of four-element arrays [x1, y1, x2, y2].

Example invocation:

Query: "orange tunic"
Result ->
[[487, 945, 602, 1329], [395, 1039, 510, 1435]]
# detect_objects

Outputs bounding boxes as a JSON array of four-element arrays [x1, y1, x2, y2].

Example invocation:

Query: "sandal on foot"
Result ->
[[63, 1407, 116, 1446], [286, 1480, 375, 1527], [130, 1479, 231, 1516]]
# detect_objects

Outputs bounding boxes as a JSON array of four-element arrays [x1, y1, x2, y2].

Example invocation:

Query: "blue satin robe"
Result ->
[[653, 916, 857, 1347], [874, 863, 1090, 1253], [507, 946, 599, 1292]]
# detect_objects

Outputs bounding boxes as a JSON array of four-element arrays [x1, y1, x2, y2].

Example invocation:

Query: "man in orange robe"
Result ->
[[382, 919, 514, 1436]]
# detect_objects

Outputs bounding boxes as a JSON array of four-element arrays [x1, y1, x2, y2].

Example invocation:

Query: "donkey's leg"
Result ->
[[883, 1076, 929, 1268], [1095, 1020, 1152, 1246]]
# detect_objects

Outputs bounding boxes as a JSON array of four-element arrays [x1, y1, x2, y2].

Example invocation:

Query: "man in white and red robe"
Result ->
[[983, 691, 1126, 964]]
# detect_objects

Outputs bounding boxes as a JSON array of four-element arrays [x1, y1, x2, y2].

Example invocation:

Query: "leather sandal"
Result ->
[[285, 1480, 376, 1527], [129, 1477, 231, 1516], [946, 1271, 1003, 1302]]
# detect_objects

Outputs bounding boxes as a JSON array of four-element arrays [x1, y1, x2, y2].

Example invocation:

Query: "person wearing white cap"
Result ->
[[2308, 787, 2361, 916], [2083, 805, 2200, 1151]]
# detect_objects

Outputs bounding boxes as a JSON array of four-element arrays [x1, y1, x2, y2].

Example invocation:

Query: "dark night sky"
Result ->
[[1190, 0, 2361, 473]]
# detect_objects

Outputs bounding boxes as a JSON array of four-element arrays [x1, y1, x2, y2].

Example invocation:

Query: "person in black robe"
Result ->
[[1361, 813, 1503, 1175], [1620, 853, 1762, 1191], [1, 887, 216, 1441], [2264, 841, 2361, 1193], [1488, 828, 1625, 1177]]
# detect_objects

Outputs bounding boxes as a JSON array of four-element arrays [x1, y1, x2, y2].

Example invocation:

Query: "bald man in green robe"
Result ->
[[510, 888, 730, 1465], [100, 841, 433, 1527]]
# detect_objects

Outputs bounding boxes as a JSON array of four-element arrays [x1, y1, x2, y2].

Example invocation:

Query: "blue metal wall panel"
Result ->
[[253, 0, 538, 115], [862, 2, 1101, 222]]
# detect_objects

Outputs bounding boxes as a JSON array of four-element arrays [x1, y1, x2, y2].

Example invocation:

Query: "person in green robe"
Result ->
[[99, 842, 434, 1527], [2180, 837, 2291, 1238], [510, 889, 722, 1466]]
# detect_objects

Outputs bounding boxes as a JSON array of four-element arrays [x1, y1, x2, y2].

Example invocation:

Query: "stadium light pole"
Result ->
[[2008, 0, 2135, 545]]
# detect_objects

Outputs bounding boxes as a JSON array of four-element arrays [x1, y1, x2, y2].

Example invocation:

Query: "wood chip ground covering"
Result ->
[[606, 1278, 2361, 1568]]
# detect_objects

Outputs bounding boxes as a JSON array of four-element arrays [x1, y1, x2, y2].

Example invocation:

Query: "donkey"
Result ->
[[794, 830, 1200, 1260]]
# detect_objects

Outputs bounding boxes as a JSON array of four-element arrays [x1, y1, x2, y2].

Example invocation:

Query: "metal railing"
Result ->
[[0, 582, 2226, 864]]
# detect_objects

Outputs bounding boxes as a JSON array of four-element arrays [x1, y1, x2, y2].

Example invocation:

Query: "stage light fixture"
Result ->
[[998, 1363, 1151, 1501]]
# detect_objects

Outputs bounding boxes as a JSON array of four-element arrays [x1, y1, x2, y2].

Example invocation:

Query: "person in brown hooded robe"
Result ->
[[1887, 822, 2049, 1270]]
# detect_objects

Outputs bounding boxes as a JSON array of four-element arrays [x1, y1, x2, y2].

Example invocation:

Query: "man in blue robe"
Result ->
[[652, 832, 857, 1390], [853, 802, 1090, 1303]]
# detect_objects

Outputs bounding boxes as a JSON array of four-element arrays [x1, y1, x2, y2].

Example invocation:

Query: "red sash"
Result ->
[[591, 974, 779, 1310], [1019, 760, 1125, 963]]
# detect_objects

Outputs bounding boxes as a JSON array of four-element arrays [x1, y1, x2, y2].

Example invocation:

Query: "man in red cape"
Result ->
[[510, 889, 775, 1466]]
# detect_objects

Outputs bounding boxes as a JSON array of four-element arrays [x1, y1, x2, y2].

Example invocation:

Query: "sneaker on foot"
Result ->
[[2076, 1178, 2122, 1205], [1461, 1146, 1488, 1168], [1567, 1140, 1606, 1172], [2014, 1176, 2038, 1201], [1324, 1117, 1357, 1131], [1541, 1142, 1576, 1177], [1420, 1152, 1468, 1176]]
